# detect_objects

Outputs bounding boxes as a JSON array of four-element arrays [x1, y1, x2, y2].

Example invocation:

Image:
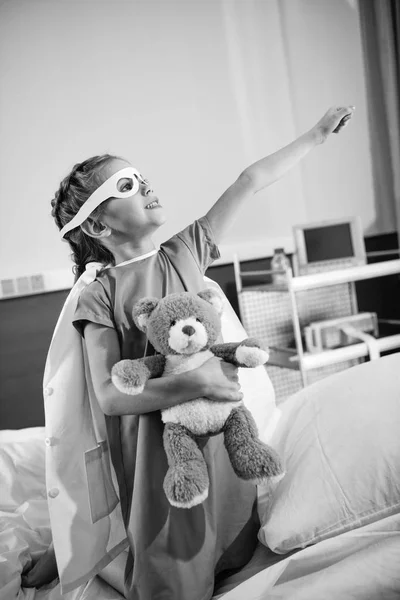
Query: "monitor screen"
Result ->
[[304, 223, 354, 263]]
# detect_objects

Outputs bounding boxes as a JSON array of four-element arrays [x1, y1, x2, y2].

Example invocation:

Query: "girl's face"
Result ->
[[98, 158, 166, 238]]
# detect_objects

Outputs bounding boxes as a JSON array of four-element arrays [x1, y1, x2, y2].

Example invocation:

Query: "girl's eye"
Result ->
[[196, 318, 201, 323], [119, 179, 133, 192], [171, 320, 176, 326]]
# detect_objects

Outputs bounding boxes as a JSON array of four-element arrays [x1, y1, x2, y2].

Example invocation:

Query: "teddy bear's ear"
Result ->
[[132, 297, 160, 332], [197, 287, 224, 316]]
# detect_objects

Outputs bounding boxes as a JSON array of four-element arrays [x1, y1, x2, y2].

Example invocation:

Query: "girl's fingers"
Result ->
[[333, 106, 355, 124], [336, 105, 355, 116], [333, 111, 354, 134]]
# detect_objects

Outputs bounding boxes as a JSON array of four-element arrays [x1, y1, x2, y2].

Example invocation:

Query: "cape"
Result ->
[[43, 263, 278, 593]]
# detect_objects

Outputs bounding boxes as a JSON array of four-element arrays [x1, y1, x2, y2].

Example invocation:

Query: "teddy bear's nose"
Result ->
[[182, 325, 196, 336]]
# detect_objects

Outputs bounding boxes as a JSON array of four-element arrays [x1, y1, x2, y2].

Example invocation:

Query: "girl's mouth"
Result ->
[[145, 200, 160, 209]]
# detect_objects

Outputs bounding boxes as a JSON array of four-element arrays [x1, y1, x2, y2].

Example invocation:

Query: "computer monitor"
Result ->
[[293, 216, 366, 276]]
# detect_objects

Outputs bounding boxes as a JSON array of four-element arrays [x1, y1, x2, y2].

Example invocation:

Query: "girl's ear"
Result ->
[[197, 288, 224, 315], [133, 297, 160, 332], [80, 219, 111, 239]]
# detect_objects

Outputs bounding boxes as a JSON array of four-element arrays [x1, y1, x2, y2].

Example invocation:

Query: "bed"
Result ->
[[2, 352, 400, 600]]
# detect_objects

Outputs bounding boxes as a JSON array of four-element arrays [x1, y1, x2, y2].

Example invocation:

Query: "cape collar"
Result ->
[[112, 248, 158, 268]]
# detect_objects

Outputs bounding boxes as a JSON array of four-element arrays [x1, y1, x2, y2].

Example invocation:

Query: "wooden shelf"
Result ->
[[288, 334, 400, 369], [240, 260, 400, 294], [291, 259, 400, 292], [268, 347, 298, 370]]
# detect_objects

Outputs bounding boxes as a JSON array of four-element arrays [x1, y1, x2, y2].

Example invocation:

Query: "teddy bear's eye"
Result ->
[[196, 318, 201, 323], [171, 320, 176, 326]]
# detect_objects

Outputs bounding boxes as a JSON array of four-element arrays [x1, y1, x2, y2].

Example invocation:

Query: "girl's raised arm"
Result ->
[[205, 105, 354, 245]]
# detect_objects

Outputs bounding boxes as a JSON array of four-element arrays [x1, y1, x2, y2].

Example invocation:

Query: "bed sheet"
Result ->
[[2, 428, 400, 600], [0, 427, 124, 600], [0, 420, 258, 600], [215, 512, 400, 599]]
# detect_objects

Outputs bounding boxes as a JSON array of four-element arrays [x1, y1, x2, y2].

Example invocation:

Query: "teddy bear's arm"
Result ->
[[111, 354, 166, 395], [210, 338, 269, 368]]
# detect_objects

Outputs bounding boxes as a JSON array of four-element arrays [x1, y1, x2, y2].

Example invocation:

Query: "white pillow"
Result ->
[[258, 353, 400, 553]]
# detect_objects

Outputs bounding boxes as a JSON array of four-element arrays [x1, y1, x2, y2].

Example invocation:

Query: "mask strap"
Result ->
[[59, 166, 145, 239]]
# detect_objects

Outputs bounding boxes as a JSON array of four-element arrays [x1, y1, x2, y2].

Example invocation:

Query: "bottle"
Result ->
[[271, 248, 290, 286]]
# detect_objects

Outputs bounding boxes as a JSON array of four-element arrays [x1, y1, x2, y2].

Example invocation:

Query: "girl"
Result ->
[[23, 106, 354, 599]]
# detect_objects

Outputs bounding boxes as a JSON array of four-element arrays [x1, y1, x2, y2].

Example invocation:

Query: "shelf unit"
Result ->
[[286, 259, 400, 385], [234, 256, 400, 397]]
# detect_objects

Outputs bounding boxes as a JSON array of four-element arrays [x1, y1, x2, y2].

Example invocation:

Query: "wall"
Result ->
[[0, 289, 68, 428], [0, 0, 384, 284], [279, 0, 391, 235]]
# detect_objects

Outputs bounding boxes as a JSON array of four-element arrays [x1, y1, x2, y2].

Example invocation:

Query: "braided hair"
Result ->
[[51, 154, 118, 281]]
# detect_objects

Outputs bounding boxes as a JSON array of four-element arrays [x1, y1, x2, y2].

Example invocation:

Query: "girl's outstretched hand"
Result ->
[[312, 105, 355, 144]]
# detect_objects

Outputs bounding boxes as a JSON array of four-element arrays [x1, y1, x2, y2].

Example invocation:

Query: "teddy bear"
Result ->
[[111, 287, 284, 509]]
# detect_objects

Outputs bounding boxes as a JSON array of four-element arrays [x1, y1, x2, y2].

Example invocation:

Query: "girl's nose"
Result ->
[[143, 182, 154, 196], [182, 325, 195, 336]]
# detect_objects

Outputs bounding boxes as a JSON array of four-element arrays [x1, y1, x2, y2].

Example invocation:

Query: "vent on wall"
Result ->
[[1, 274, 45, 299]]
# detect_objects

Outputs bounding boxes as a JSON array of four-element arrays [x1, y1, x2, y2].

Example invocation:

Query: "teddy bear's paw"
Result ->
[[164, 461, 209, 509], [236, 345, 269, 368], [168, 487, 209, 509], [244, 450, 285, 485], [111, 360, 147, 395], [228, 437, 284, 484]]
